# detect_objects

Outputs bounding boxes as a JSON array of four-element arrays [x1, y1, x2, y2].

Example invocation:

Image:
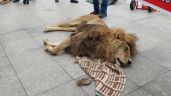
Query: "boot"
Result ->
[[70, 0, 78, 3]]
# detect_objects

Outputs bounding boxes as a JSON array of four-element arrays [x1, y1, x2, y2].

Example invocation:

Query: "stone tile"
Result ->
[[122, 78, 139, 96], [105, 16, 131, 28], [0, 56, 15, 78], [81, 81, 96, 96], [24, 25, 46, 35], [0, 29, 30, 44], [2, 37, 40, 56], [0, 22, 22, 34], [121, 22, 165, 42], [143, 71, 171, 96], [141, 44, 171, 70], [9, 49, 72, 96], [0, 44, 6, 58], [16, 16, 45, 29], [0, 75, 27, 96], [24, 25, 70, 46], [33, 32, 70, 46], [53, 54, 86, 79], [36, 80, 88, 96], [78, 75, 96, 96], [123, 55, 168, 86], [137, 38, 161, 53], [126, 88, 153, 96]]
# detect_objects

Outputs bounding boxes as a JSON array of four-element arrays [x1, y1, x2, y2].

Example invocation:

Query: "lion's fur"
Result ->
[[44, 14, 138, 63], [0, 0, 10, 5], [64, 24, 131, 63], [44, 14, 138, 57], [110, 28, 138, 56]]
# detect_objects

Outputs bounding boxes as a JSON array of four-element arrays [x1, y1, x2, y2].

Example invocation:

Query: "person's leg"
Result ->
[[13, 0, 20, 3], [100, 0, 109, 18], [90, 0, 100, 15], [70, 0, 78, 3]]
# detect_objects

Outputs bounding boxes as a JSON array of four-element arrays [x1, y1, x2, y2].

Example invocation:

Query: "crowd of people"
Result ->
[[12, 0, 109, 18]]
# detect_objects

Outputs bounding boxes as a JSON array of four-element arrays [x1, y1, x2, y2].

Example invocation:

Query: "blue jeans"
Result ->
[[93, 0, 109, 15]]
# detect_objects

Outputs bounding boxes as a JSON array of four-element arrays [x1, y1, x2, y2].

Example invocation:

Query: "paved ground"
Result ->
[[0, 0, 171, 96]]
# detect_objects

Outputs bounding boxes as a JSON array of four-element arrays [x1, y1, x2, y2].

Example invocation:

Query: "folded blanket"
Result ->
[[76, 57, 126, 96]]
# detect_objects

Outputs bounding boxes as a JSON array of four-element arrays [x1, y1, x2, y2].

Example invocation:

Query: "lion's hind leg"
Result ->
[[44, 26, 76, 32], [44, 21, 82, 32]]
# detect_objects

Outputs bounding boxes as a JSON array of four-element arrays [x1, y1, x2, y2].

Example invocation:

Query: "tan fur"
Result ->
[[44, 14, 138, 58], [0, 0, 11, 5], [43, 14, 138, 86]]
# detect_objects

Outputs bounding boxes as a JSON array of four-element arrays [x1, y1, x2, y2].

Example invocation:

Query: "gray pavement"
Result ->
[[0, 0, 171, 96]]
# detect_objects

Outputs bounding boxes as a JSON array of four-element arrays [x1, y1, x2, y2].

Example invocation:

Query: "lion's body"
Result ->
[[0, 0, 10, 5], [44, 14, 138, 64], [65, 24, 116, 63]]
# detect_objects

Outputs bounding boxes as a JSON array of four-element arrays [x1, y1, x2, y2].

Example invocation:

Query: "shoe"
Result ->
[[99, 14, 107, 18], [90, 11, 99, 15], [23, 0, 29, 4], [13, 0, 20, 3], [55, 0, 59, 2], [70, 0, 78, 3]]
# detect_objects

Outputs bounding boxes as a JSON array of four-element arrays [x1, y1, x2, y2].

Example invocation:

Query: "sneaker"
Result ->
[[70, 0, 78, 3], [90, 11, 99, 15]]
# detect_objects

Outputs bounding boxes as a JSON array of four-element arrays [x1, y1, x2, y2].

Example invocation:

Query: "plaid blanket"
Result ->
[[76, 57, 126, 96]]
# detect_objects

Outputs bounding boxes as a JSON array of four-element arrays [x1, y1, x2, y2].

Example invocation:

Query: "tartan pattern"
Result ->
[[76, 57, 126, 96]]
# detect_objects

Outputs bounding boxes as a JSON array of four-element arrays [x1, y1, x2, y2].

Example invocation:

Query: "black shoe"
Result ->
[[99, 14, 107, 18], [13, 0, 20, 3], [70, 0, 78, 3], [55, 0, 59, 2], [23, 0, 29, 4], [90, 11, 99, 15]]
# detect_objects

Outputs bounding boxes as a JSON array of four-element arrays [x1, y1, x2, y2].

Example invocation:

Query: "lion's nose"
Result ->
[[128, 59, 132, 65]]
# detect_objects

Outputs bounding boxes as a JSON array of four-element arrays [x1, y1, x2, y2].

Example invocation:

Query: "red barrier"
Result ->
[[143, 0, 171, 16]]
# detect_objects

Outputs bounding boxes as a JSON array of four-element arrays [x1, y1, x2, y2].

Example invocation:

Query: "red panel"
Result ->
[[144, 0, 171, 12]]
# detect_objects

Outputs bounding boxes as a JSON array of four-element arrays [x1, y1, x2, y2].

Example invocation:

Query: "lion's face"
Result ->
[[110, 40, 132, 68]]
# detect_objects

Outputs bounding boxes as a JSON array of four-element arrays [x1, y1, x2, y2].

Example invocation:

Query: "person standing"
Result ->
[[90, 0, 109, 18], [55, 0, 79, 3]]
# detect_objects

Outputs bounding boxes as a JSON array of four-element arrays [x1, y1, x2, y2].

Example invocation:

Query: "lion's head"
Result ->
[[106, 39, 132, 68]]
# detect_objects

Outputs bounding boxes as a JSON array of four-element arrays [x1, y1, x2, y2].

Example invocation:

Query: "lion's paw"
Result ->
[[43, 39, 49, 46], [45, 46, 58, 55]]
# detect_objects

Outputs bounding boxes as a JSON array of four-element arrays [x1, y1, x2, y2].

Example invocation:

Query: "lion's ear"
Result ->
[[115, 34, 120, 39]]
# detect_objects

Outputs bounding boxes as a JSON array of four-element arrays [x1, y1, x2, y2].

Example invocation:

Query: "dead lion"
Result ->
[[44, 14, 138, 57], [0, 0, 11, 5], [44, 21, 137, 67], [43, 14, 138, 86]]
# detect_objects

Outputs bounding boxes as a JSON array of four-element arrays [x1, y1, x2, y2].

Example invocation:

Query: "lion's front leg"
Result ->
[[43, 37, 71, 55]]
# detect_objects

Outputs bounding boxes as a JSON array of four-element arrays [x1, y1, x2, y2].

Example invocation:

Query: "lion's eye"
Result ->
[[125, 47, 128, 51]]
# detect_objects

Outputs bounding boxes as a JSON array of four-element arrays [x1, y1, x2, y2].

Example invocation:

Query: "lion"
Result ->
[[0, 0, 11, 5], [43, 14, 138, 86], [44, 14, 138, 57], [44, 23, 136, 68]]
